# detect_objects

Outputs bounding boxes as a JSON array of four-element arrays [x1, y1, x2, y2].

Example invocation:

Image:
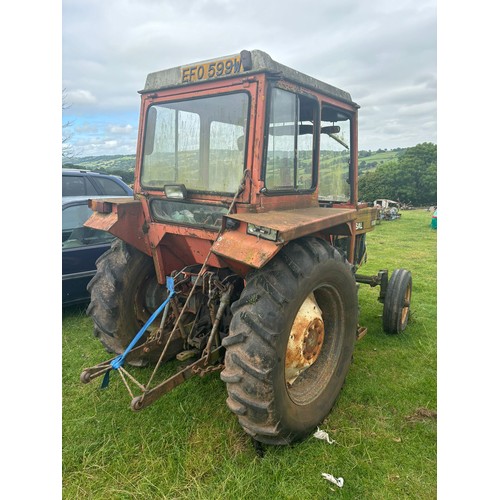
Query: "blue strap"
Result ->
[[101, 276, 176, 389]]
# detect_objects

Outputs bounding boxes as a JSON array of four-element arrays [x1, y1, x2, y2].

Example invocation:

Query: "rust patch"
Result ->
[[285, 294, 324, 384], [211, 230, 281, 268]]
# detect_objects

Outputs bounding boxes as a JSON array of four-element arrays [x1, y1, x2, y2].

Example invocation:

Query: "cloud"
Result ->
[[62, 0, 436, 154], [65, 89, 97, 105], [108, 124, 134, 134]]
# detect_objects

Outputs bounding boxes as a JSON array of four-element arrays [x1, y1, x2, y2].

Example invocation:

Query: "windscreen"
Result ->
[[141, 92, 249, 194]]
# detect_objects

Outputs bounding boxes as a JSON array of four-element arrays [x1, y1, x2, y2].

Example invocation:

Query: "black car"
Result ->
[[62, 196, 131, 306], [62, 169, 133, 197]]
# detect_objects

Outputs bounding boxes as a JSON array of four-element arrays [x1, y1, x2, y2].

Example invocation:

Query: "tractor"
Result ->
[[80, 50, 412, 446]]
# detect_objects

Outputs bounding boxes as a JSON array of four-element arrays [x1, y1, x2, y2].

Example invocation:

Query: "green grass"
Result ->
[[63, 209, 436, 499]]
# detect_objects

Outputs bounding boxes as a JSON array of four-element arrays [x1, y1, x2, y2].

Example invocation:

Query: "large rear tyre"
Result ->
[[382, 268, 412, 334], [86, 239, 170, 366], [221, 238, 358, 445]]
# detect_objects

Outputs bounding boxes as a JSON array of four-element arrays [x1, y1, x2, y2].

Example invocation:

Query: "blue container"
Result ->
[[431, 209, 437, 229]]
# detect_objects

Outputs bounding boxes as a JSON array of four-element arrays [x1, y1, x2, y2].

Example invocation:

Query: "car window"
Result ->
[[62, 203, 114, 248], [63, 175, 99, 196], [92, 177, 129, 195]]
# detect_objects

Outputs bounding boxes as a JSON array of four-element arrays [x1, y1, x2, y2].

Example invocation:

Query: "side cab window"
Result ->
[[264, 87, 318, 192], [319, 105, 352, 203]]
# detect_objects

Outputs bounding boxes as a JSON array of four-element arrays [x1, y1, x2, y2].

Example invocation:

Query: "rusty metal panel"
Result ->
[[354, 207, 378, 234], [227, 207, 357, 242], [211, 230, 282, 269], [84, 212, 118, 232], [84, 199, 150, 256]]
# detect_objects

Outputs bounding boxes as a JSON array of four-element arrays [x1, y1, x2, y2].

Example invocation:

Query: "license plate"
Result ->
[[181, 55, 243, 84]]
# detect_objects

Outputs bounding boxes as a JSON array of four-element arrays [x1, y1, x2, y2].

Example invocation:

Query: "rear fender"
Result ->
[[84, 198, 151, 256]]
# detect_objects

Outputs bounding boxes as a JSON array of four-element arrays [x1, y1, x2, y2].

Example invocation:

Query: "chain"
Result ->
[[192, 363, 224, 377]]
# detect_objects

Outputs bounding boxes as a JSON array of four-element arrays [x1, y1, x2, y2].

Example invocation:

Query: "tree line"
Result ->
[[358, 143, 437, 206]]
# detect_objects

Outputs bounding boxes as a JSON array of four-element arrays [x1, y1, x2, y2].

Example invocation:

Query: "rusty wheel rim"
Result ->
[[285, 293, 325, 386], [284, 285, 342, 406], [401, 282, 412, 326]]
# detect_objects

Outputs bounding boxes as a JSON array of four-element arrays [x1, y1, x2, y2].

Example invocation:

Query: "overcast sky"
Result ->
[[62, 0, 436, 157]]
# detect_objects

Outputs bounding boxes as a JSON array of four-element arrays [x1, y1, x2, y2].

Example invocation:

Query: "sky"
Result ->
[[62, 0, 437, 157]]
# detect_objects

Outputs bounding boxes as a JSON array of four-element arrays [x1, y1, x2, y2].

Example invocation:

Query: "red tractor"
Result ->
[[81, 50, 412, 445]]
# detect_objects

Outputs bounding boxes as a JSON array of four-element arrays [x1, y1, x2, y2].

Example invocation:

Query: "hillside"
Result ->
[[358, 148, 405, 172], [63, 154, 136, 171], [63, 148, 405, 177]]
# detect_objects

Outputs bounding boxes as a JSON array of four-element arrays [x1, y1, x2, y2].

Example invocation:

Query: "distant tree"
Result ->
[[358, 160, 398, 202], [62, 89, 75, 161], [358, 143, 437, 205], [112, 169, 135, 184]]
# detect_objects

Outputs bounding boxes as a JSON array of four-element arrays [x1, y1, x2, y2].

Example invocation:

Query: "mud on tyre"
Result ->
[[86, 239, 169, 366], [221, 238, 358, 445]]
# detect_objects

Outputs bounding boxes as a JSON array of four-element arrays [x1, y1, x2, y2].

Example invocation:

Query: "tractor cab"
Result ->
[[86, 50, 376, 281]]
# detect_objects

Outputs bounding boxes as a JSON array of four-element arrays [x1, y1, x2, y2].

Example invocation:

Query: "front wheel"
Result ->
[[382, 269, 412, 334], [221, 238, 358, 445]]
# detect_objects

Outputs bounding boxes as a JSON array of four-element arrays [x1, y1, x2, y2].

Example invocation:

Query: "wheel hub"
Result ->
[[285, 293, 325, 385]]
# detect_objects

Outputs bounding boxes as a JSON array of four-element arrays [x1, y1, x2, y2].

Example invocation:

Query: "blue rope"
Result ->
[[101, 277, 176, 389]]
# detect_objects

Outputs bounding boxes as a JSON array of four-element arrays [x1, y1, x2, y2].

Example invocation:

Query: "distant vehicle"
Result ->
[[62, 169, 133, 197], [373, 199, 401, 221], [62, 196, 132, 306], [373, 199, 400, 210]]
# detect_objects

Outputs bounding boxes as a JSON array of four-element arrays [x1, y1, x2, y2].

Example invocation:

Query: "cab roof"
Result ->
[[140, 49, 357, 107]]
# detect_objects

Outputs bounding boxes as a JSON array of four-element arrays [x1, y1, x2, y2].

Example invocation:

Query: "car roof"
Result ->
[[62, 195, 133, 206], [63, 168, 124, 179]]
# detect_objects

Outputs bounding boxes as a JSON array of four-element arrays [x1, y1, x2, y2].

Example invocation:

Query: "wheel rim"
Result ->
[[285, 293, 325, 385], [400, 282, 412, 327], [285, 285, 342, 406]]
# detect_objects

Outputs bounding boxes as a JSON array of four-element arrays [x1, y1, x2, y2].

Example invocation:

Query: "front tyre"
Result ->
[[221, 238, 358, 445], [382, 268, 412, 334]]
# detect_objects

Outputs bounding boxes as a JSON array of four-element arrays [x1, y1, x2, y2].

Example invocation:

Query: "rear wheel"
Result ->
[[221, 238, 358, 445], [86, 239, 172, 366], [382, 269, 412, 334]]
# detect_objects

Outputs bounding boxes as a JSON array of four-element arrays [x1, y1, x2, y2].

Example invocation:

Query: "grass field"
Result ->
[[62, 209, 437, 499]]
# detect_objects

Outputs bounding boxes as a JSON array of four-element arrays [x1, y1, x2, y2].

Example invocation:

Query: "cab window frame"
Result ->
[[140, 90, 251, 197], [319, 103, 355, 204], [261, 83, 320, 195]]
